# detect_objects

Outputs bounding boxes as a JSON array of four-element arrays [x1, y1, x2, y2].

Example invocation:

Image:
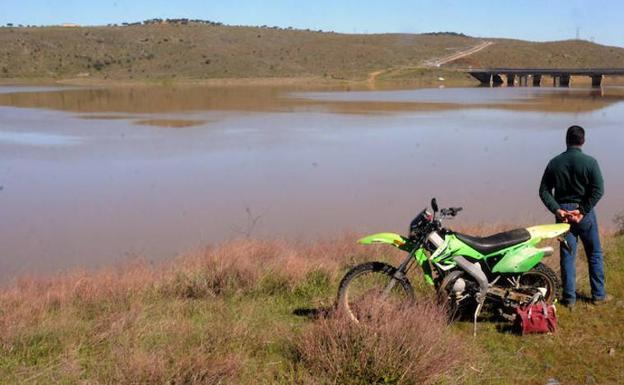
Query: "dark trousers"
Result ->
[[558, 203, 606, 304]]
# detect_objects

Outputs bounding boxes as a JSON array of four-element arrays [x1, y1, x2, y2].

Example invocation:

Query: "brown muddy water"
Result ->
[[1, 84, 623, 282]]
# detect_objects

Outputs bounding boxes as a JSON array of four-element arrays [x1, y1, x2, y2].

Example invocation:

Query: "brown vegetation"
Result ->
[[0, 24, 477, 81], [614, 211, 624, 235], [4, 24, 624, 85], [1, 232, 623, 384], [295, 299, 471, 384], [448, 38, 624, 69], [0, 235, 407, 384]]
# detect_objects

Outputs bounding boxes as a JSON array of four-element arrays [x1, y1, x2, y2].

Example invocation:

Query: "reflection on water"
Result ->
[[0, 85, 79, 94], [0, 130, 83, 146], [0, 86, 294, 113], [134, 119, 207, 128], [1, 84, 623, 115], [1, 85, 623, 282]]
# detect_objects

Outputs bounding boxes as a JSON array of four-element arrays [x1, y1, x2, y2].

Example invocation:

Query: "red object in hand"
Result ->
[[514, 302, 557, 335]]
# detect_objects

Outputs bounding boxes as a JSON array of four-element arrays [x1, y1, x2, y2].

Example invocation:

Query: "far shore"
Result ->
[[0, 68, 479, 89], [3, 72, 624, 90]]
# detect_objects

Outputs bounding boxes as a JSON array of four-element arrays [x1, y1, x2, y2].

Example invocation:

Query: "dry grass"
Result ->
[[294, 298, 472, 385], [614, 210, 624, 235], [0, 234, 404, 384], [159, 235, 399, 299], [0, 25, 478, 81], [1, 231, 622, 384], [449, 38, 624, 69]]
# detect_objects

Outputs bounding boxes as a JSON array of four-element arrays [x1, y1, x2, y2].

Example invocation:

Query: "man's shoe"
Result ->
[[592, 294, 614, 306], [560, 300, 575, 311]]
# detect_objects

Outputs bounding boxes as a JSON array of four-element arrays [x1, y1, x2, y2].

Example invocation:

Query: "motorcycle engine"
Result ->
[[451, 278, 466, 296]]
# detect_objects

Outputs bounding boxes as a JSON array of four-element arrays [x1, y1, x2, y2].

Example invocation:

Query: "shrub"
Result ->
[[294, 298, 470, 384], [614, 210, 624, 235]]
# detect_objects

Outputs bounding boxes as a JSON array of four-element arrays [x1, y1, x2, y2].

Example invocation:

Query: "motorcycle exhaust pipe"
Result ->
[[539, 246, 554, 257], [453, 256, 488, 301], [454, 256, 489, 336]]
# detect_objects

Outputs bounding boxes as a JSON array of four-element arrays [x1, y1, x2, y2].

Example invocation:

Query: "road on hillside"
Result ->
[[424, 41, 493, 67], [367, 41, 494, 85]]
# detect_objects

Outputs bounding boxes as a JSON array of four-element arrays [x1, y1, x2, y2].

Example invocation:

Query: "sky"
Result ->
[[1, 0, 623, 47]]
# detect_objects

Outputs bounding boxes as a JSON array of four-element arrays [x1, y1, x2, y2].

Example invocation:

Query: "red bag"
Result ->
[[515, 301, 557, 335]]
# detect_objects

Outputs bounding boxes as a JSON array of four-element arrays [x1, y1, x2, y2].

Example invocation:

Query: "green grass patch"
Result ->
[[0, 235, 622, 384]]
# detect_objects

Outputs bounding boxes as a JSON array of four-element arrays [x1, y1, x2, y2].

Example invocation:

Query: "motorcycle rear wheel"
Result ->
[[337, 262, 414, 323], [517, 262, 561, 303]]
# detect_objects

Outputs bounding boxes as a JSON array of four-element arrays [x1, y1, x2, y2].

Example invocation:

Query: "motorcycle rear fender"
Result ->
[[491, 224, 567, 273], [492, 246, 551, 273], [527, 224, 570, 241]]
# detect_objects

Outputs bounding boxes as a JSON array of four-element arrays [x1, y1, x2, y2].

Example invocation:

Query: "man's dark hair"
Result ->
[[566, 125, 585, 146]]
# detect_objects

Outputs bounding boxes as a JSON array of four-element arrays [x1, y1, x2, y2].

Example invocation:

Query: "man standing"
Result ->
[[539, 125, 610, 307]]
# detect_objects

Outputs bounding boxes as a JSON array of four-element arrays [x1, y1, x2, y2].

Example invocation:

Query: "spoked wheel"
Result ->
[[337, 262, 414, 323], [516, 263, 561, 303]]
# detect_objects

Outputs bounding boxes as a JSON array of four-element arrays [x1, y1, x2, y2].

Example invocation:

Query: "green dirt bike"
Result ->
[[337, 198, 569, 332]]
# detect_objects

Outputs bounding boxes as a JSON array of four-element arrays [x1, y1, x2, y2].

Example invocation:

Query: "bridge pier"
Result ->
[[506, 74, 515, 86], [591, 75, 603, 87], [469, 72, 492, 85], [519, 75, 528, 86], [532, 74, 542, 86]]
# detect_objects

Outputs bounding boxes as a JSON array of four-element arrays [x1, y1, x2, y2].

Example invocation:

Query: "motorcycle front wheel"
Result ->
[[337, 261, 414, 323]]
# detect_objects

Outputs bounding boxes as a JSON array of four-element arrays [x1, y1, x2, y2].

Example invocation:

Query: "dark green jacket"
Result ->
[[539, 147, 604, 215]]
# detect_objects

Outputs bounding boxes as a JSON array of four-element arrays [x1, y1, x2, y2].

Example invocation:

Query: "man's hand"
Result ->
[[556, 209, 569, 223], [567, 210, 584, 224], [556, 209, 584, 223]]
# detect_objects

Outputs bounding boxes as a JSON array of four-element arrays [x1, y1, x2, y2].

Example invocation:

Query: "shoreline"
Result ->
[[0, 68, 479, 89], [1, 225, 618, 288], [3, 73, 624, 90]]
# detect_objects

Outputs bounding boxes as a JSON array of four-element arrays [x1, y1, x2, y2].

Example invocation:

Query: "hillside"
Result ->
[[2, 23, 624, 83], [0, 24, 477, 81], [448, 38, 624, 69]]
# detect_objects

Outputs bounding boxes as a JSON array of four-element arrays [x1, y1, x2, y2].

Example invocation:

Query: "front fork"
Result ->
[[382, 248, 421, 296]]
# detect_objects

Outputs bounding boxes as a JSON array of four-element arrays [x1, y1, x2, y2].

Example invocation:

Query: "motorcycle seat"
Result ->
[[454, 228, 531, 255]]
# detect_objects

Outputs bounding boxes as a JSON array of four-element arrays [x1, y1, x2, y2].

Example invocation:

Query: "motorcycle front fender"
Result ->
[[358, 232, 408, 248]]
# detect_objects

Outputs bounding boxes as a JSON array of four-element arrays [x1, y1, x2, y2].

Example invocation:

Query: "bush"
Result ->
[[294, 298, 471, 384], [614, 210, 624, 235]]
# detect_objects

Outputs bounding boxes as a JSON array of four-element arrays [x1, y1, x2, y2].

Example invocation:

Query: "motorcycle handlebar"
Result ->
[[440, 207, 463, 217]]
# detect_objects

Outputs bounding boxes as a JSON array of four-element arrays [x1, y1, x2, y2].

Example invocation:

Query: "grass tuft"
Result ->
[[294, 298, 472, 385]]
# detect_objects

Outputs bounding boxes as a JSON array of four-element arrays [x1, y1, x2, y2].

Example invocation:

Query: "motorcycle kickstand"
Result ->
[[473, 299, 485, 337]]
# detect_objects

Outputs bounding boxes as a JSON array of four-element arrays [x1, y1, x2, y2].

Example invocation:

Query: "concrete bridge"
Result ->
[[468, 68, 624, 87]]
